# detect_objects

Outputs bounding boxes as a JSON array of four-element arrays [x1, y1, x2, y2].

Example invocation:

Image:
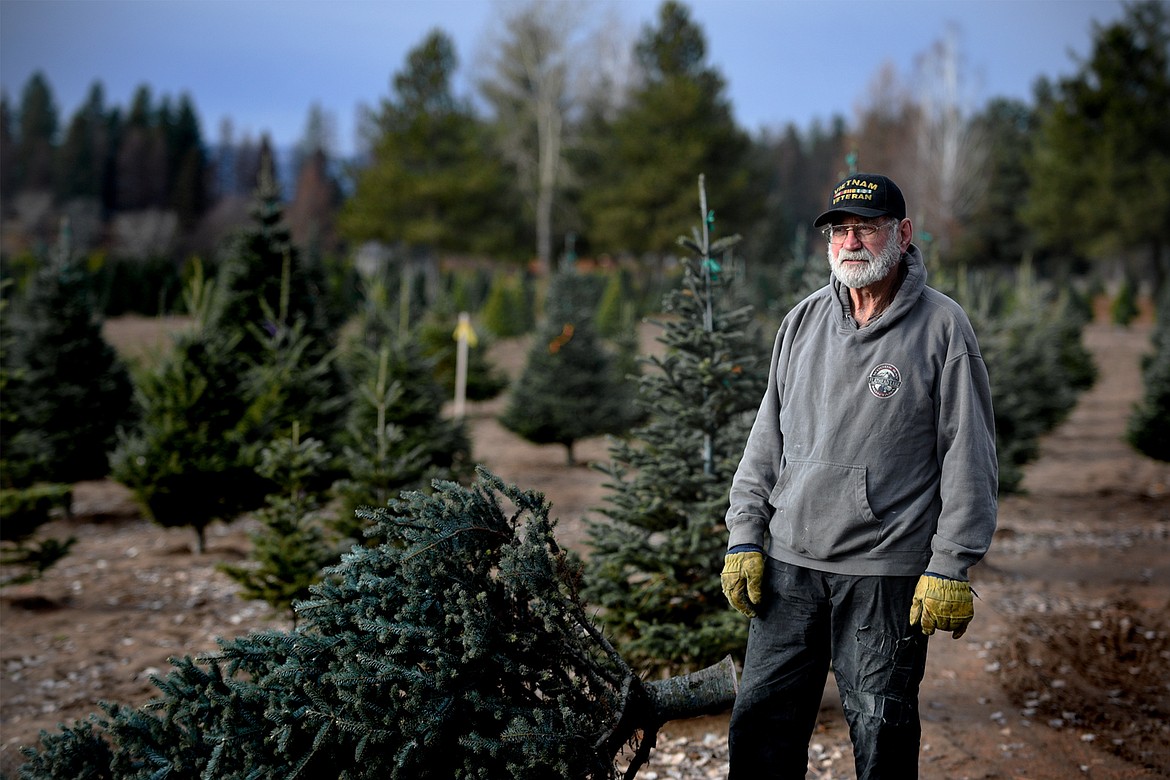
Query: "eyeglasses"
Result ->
[[820, 221, 891, 244]]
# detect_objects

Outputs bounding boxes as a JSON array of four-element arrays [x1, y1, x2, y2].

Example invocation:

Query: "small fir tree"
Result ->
[[111, 263, 269, 553], [0, 483, 74, 587], [583, 178, 768, 672], [943, 263, 1098, 493], [213, 144, 340, 349], [329, 343, 435, 545], [1111, 275, 1140, 326], [500, 270, 639, 465], [220, 424, 337, 626], [480, 270, 534, 337], [595, 268, 637, 339], [330, 285, 473, 543], [1, 224, 133, 487], [19, 468, 737, 780], [1, 227, 130, 582], [1, 288, 67, 586], [1127, 291, 1170, 461], [211, 143, 346, 446], [237, 306, 347, 460], [112, 160, 345, 551]]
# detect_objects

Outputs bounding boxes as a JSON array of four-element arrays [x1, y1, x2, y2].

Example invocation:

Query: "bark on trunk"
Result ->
[[599, 655, 739, 779], [646, 654, 739, 723]]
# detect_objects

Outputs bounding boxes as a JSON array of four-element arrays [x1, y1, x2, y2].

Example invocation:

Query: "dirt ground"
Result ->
[[2, 314, 1169, 779]]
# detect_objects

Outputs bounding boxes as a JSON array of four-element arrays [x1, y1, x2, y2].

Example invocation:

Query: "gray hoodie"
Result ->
[[725, 244, 997, 580]]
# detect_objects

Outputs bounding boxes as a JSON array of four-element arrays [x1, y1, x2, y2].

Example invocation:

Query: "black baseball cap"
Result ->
[[813, 173, 906, 227]]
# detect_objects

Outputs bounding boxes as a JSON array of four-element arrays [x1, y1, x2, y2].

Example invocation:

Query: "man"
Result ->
[[721, 173, 997, 779]]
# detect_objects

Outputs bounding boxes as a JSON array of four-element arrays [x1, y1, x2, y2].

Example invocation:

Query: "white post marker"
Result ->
[[452, 312, 477, 420]]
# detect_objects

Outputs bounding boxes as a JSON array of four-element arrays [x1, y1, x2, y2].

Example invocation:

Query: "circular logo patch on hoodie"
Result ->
[[868, 363, 902, 398]]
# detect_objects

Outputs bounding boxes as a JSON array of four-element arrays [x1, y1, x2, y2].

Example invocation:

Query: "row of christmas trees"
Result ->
[[7, 164, 763, 776]]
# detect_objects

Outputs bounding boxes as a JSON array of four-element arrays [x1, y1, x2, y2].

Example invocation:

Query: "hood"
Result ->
[[831, 243, 927, 339]]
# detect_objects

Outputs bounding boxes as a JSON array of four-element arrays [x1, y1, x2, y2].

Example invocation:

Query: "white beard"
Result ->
[[827, 231, 903, 289]]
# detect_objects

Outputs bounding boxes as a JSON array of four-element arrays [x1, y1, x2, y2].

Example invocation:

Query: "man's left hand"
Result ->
[[909, 574, 973, 638]]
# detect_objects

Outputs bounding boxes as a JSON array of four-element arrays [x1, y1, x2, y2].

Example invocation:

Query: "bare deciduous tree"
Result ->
[[478, 0, 619, 274], [912, 24, 988, 253], [851, 26, 988, 257]]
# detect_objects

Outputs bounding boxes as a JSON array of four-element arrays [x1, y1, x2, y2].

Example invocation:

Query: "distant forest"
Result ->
[[2, 0, 1166, 313]]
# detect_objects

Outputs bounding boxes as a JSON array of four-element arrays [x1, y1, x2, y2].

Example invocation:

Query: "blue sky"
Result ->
[[1, 0, 1126, 156]]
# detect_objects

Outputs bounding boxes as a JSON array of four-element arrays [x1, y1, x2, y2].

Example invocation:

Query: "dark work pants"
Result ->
[[727, 560, 928, 780]]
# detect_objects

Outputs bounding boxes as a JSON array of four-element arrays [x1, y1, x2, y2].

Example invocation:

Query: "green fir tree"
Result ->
[[1128, 291, 1170, 461], [112, 158, 344, 552], [1, 223, 133, 488], [330, 343, 440, 545], [500, 269, 639, 465], [220, 424, 337, 626], [1, 225, 130, 583], [944, 264, 1098, 493], [1111, 275, 1140, 326], [207, 141, 346, 452], [480, 270, 534, 338], [595, 269, 638, 339], [110, 264, 269, 553], [330, 283, 472, 544], [214, 145, 338, 349], [0, 292, 74, 585], [584, 178, 768, 673], [18, 468, 737, 780]]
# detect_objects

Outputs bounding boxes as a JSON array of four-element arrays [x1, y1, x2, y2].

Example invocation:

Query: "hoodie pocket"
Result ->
[[768, 458, 881, 560]]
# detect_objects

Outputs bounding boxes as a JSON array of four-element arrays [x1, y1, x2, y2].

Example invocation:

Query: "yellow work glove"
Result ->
[[721, 551, 764, 618], [909, 573, 974, 638]]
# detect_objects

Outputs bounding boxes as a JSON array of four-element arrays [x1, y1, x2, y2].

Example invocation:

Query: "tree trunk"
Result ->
[[646, 654, 739, 723], [598, 655, 739, 779]]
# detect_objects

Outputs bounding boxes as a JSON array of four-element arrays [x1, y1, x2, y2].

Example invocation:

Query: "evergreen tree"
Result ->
[[19, 469, 737, 779], [113, 200, 345, 553], [1111, 275, 1140, 326], [0, 288, 75, 585], [1, 222, 133, 487], [595, 268, 637, 339], [110, 263, 269, 554], [742, 118, 850, 265], [0, 93, 16, 205], [949, 98, 1039, 268], [480, 270, 534, 337], [330, 344, 432, 546], [15, 71, 59, 193], [214, 145, 338, 358], [579, 1, 759, 256], [110, 145, 344, 554], [341, 30, 525, 259], [114, 84, 167, 210], [56, 83, 111, 205], [217, 144, 346, 445], [944, 264, 1098, 493], [330, 285, 473, 544], [1128, 291, 1170, 461], [500, 269, 639, 465], [220, 425, 337, 626], [167, 94, 209, 230], [0, 481, 74, 586], [584, 179, 768, 672], [1023, 0, 1170, 287]]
